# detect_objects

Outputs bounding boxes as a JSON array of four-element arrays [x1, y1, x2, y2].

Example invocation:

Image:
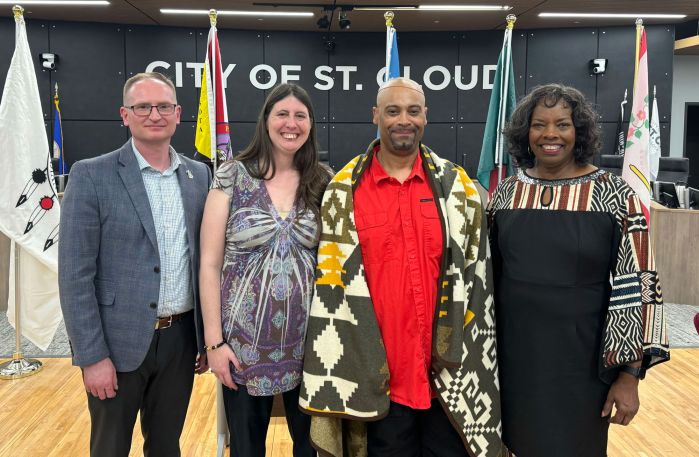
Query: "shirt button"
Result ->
[[154, 266, 160, 273], [149, 302, 157, 309]]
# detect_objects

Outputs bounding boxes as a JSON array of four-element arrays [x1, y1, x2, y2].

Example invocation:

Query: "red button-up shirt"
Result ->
[[354, 148, 443, 409]]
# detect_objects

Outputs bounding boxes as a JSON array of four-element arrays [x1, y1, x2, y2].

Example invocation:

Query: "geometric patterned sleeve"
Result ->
[[601, 191, 670, 373]]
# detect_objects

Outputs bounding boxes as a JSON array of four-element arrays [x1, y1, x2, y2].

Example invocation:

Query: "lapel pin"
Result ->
[[186, 170, 193, 179]]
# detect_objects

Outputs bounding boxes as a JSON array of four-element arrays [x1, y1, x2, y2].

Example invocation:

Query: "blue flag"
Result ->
[[386, 27, 400, 81], [53, 85, 66, 174]]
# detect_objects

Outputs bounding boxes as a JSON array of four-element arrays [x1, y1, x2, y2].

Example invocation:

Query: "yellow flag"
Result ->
[[195, 66, 211, 158]]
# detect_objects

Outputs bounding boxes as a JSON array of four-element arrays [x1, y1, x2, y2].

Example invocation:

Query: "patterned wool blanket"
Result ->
[[299, 140, 502, 457]]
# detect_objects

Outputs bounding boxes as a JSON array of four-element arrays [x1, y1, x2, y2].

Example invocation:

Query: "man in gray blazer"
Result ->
[[59, 72, 211, 457]]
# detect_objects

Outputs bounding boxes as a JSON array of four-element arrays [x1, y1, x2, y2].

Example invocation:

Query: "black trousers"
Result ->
[[366, 399, 469, 457], [223, 384, 316, 457], [86, 312, 197, 457]]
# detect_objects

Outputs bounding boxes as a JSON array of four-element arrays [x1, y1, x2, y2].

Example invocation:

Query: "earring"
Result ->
[[527, 145, 534, 157]]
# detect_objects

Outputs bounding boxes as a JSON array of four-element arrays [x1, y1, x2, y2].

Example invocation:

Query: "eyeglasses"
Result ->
[[126, 103, 177, 116]]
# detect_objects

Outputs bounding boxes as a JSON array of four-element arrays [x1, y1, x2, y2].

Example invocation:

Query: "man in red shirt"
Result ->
[[300, 77, 500, 457], [357, 77, 466, 455]]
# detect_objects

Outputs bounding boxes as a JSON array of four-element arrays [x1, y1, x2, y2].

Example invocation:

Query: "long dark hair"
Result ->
[[505, 83, 602, 169], [237, 83, 329, 224]]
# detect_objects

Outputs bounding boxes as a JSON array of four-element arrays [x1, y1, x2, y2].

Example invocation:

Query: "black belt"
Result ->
[[155, 311, 191, 330]]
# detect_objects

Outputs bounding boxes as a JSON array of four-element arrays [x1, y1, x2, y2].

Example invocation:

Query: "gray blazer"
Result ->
[[58, 141, 211, 372]]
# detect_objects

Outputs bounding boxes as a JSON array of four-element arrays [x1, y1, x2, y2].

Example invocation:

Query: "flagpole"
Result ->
[[209, 9, 218, 172], [634, 18, 642, 86], [496, 14, 516, 187], [0, 243, 43, 380], [54, 82, 66, 191], [384, 11, 394, 84]]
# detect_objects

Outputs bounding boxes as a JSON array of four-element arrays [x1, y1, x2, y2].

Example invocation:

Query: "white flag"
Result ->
[[649, 89, 661, 182], [622, 25, 651, 223], [0, 11, 62, 350]]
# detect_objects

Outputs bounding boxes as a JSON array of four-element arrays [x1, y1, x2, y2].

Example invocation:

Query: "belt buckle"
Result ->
[[157, 315, 173, 330]]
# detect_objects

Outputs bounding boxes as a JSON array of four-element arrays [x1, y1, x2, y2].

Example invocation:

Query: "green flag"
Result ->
[[477, 33, 516, 194]]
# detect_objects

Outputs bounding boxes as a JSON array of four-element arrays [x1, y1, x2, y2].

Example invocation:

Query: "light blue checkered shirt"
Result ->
[[132, 140, 193, 317]]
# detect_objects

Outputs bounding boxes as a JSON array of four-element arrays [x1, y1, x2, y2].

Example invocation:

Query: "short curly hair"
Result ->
[[504, 83, 602, 169]]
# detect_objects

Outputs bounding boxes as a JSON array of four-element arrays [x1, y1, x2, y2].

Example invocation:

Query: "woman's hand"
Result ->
[[208, 344, 243, 390], [601, 372, 640, 425]]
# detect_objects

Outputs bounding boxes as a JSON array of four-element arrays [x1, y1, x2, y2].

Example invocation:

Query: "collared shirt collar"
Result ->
[[370, 143, 425, 185], [131, 138, 180, 176]]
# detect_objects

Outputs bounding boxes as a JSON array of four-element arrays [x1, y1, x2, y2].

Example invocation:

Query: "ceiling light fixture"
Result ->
[[353, 5, 510, 12], [418, 5, 511, 11], [0, 0, 109, 4], [338, 11, 351, 29], [160, 9, 313, 17], [352, 6, 417, 11], [539, 12, 687, 19]]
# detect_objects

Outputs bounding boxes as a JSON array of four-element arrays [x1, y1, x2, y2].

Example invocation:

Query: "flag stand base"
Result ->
[[0, 352, 43, 380]]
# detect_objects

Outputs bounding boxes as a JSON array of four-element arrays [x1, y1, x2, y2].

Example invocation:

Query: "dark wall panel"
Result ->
[[230, 122, 257, 155], [399, 33, 458, 123], [597, 25, 674, 122], [317, 123, 329, 155], [457, 30, 527, 123], [49, 21, 124, 120], [126, 26, 198, 122], [170, 121, 195, 157], [62, 120, 127, 167], [526, 28, 598, 102], [328, 33, 384, 123], [457, 123, 487, 178], [206, 29, 265, 123], [328, 123, 376, 170], [422, 123, 458, 164], [0, 19, 50, 119], [264, 32, 330, 123]]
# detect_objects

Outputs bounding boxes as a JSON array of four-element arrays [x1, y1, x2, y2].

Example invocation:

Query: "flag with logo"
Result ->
[[0, 8, 62, 350], [622, 23, 651, 222], [477, 18, 517, 195], [649, 86, 661, 182], [612, 89, 627, 156], [195, 16, 232, 170], [53, 83, 67, 175]]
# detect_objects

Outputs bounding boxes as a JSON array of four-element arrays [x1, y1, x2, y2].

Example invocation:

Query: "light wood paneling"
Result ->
[[0, 353, 698, 456], [650, 202, 699, 306]]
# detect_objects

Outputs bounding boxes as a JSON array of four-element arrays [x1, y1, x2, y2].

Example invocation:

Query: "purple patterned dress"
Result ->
[[213, 160, 319, 396]]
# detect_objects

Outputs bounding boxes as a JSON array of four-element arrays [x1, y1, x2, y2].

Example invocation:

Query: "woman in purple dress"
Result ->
[[200, 83, 331, 456]]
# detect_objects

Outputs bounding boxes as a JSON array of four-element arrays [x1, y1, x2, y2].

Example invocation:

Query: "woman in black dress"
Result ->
[[487, 84, 669, 457]]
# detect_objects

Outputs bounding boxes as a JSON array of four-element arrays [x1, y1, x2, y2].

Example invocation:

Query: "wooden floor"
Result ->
[[0, 350, 697, 456]]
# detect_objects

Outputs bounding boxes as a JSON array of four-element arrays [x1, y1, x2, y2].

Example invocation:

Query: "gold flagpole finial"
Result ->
[[209, 9, 217, 27], [384, 11, 394, 28], [635, 18, 643, 27], [506, 14, 517, 30], [13, 5, 24, 19]]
